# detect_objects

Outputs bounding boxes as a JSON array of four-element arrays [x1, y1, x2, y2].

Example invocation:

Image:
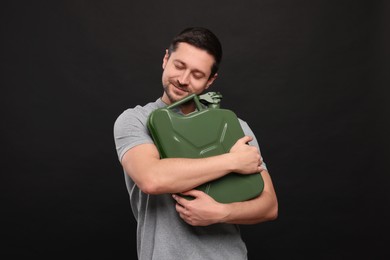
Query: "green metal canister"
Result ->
[[147, 92, 264, 203]]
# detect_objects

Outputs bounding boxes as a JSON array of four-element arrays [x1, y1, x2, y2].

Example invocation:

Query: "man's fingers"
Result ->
[[238, 135, 253, 144], [172, 194, 187, 206], [180, 189, 204, 198]]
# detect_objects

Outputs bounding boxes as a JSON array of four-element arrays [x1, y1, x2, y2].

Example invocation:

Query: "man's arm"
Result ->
[[121, 135, 263, 195], [172, 170, 278, 226]]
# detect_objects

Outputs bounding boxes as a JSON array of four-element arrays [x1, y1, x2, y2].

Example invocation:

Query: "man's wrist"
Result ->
[[218, 203, 233, 223]]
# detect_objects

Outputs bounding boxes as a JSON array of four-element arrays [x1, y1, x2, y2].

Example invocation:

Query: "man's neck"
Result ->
[[179, 102, 196, 115]]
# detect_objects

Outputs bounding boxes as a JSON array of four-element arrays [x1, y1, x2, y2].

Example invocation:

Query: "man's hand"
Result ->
[[172, 190, 229, 226], [229, 136, 264, 174]]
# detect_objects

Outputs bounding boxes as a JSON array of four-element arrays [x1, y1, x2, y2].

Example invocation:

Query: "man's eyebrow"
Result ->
[[173, 59, 185, 65]]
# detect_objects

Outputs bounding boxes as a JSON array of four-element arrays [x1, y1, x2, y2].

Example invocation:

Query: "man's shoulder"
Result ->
[[117, 98, 166, 120], [237, 117, 249, 128]]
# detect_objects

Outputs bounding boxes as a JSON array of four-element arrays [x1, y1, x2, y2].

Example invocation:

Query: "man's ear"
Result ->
[[205, 73, 218, 89], [162, 49, 169, 69]]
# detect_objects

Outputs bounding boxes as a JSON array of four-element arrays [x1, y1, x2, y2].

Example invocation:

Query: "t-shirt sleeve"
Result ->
[[113, 109, 154, 162], [238, 119, 268, 171]]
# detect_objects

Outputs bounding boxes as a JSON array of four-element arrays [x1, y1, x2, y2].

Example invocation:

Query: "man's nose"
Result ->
[[178, 70, 190, 85]]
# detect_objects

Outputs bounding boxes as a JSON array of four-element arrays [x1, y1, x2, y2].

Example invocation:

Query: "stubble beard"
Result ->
[[163, 81, 191, 104]]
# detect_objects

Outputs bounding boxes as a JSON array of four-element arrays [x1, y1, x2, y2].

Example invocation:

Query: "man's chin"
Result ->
[[167, 89, 191, 102]]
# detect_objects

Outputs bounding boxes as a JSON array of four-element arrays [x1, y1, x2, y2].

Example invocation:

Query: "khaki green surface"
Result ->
[[147, 93, 264, 203]]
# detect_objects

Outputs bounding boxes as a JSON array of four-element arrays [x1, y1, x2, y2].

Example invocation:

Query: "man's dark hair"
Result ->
[[168, 27, 223, 78]]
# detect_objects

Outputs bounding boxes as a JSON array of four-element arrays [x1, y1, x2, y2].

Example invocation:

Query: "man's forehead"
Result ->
[[171, 43, 214, 71], [173, 43, 212, 58]]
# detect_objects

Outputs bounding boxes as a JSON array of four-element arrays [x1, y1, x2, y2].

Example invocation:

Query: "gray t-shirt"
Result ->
[[113, 98, 264, 260]]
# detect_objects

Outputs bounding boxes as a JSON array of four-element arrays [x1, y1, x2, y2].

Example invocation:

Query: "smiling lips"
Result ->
[[171, 81, 189, 93]]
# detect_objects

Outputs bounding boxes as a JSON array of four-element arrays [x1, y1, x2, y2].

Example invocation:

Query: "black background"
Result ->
[[2, 0, 389, 259]]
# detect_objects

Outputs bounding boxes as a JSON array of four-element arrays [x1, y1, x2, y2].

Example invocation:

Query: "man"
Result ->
[[113, 27, 278, 260]]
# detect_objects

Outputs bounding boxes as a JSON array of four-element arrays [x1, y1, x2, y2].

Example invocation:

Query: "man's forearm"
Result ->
[[123, 138, 262, 195], [220, 171, 278, 224], [145, 154, 237, 194], [122, 144, 240, 195]]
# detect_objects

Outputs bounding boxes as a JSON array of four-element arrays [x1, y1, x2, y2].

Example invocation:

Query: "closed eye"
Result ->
[[193, 72, 205, 79], [174, 61, 185, 70]]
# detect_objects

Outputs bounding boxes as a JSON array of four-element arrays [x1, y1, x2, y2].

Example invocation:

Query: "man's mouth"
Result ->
[[172, 82, 189, 93]]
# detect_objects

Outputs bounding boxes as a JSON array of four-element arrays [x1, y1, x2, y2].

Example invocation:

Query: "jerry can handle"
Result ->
[[166, 94, 203, 111]]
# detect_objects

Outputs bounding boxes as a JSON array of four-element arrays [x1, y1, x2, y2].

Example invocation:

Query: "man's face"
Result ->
[[161, 42, 217, 105]]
